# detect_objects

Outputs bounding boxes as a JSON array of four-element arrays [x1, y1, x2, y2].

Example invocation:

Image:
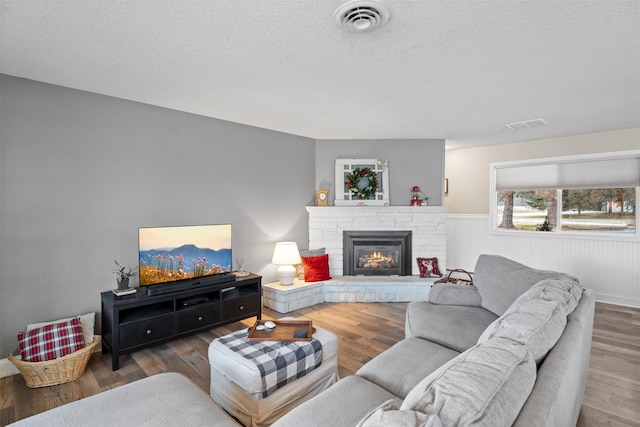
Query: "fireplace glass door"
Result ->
[[354, 244, 401, 275], [343, 230, 412, 276]]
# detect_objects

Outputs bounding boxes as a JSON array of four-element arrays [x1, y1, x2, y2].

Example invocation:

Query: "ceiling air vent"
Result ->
[[335, 0, 390, 33], [505, 118, 547, 131]]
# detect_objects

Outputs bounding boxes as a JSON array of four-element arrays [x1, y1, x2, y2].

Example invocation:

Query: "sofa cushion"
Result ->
[[478, 298, 566, 364], [400, 338, 536, 427], [405, 301, 498, 352], [478, 276, 582, 364], [525, 276, 583, 316], [356, 337, 460, 399], [473, 254, 576, 316], [272, 375, 400, 427], [428, 283, 482, 306], [357, 399, 443, 427]]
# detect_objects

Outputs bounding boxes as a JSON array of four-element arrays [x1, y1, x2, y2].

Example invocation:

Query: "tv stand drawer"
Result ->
[[120, 314, 174, 350], [223, 295, 259, 320], [176, 303, 221, 333]]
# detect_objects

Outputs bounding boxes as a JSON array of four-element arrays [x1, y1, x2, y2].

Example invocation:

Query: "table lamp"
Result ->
[[271, 242, 302, 285]]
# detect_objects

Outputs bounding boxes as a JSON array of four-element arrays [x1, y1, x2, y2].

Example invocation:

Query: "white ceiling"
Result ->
[[2, 0, 639, 150]]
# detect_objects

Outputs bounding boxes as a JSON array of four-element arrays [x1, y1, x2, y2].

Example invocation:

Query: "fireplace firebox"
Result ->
[[343, 230, 412, 276]]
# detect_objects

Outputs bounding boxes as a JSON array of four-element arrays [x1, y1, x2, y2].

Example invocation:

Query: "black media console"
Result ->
[[101, 273, 262, 370]]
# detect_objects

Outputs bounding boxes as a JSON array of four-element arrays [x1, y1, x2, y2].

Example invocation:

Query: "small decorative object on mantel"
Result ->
[[335, 159, 389, 206], [410, 185, 429, 206], [411, 185, 422, 206], [113, 260, 137, 290], [316, 189, 329, 206]]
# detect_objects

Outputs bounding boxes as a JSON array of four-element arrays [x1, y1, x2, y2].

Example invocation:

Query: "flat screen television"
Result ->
[[138, 224, 232, 290]]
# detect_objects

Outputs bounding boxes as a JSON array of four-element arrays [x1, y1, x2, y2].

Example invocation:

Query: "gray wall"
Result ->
[[0, 76, 447, 356], [315, 139, 445, 206], [0, 75, 315, 355]]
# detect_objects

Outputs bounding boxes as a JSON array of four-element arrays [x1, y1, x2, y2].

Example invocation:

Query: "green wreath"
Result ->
[[346, 167, 378, 200]]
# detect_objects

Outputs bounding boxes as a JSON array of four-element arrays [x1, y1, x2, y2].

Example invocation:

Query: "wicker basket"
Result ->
[[8, 335, 101, 388]]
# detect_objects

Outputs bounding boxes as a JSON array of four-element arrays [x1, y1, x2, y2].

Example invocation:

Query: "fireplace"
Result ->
[[343, 230, 412, 276]]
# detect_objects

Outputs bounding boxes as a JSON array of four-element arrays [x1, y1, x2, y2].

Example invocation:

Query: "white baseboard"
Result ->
[[596, 293, 640, 308], [0, 357, 19, 378]]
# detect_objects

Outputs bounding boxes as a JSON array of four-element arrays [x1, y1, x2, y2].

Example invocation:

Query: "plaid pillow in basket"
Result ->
[[18, 317, 86, 362]]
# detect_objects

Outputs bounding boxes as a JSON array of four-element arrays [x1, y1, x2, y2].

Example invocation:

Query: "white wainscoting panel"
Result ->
[[447, 214, 640, 308]]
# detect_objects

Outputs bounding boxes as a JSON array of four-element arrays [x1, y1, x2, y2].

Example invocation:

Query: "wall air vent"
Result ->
[[335, 0, 390, 33], [505, 118, 547, 131]]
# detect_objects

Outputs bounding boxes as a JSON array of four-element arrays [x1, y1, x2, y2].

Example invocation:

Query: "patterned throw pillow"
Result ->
[[18, 317, 86, 362], [417, 257, 442, 278], [302, 254, 332, 282], [296, 248, 326, 280], [27, 312, 95, 345]]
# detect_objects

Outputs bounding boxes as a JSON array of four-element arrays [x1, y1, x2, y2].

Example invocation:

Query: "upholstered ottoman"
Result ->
[[208, 320, 339, 427]]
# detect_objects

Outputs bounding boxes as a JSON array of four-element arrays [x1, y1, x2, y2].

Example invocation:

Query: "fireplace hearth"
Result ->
[[343, 230, 412, 276]]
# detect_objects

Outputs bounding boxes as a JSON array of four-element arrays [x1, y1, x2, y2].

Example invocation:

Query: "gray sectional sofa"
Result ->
[[10, 254, 595, 427], [273, 254, 595, 427]]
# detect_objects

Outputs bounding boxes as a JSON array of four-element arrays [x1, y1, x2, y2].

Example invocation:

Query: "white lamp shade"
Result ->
[[271, 242, 302, 265], [271, 242, 301, 285]]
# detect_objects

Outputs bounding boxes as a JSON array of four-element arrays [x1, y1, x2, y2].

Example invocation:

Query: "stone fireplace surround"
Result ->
[[308, 206, 447, 277], [262, 206, 447, 312]]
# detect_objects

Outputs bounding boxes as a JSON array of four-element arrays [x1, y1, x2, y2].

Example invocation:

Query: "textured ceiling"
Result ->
[[1, 0, 639, 150]]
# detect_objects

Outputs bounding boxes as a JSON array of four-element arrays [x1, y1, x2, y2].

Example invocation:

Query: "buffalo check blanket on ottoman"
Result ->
[[216, 330, 323, 398], [209, 320, 339, 427]]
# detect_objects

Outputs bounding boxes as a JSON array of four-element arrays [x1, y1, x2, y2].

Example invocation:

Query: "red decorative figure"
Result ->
[[411, 186, 422, 206]]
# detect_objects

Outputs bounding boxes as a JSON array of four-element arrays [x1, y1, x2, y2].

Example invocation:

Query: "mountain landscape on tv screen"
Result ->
[[139, 244, 232, 285]]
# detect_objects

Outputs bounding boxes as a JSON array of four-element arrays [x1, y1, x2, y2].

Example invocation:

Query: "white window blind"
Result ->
[[495, 153, 640, 191]]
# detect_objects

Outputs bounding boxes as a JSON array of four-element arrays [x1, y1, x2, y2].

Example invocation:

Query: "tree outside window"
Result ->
[[497, 188, 636, 233]]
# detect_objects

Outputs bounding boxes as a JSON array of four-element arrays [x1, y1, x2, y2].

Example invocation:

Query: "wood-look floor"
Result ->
[[1, 301, 638, 426]]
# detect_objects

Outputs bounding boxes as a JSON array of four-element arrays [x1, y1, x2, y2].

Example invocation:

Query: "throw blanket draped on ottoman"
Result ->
[[217, 329, 323, 398]]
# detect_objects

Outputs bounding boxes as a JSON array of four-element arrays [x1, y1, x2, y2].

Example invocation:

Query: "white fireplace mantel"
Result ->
[[307, 206, 447, 277]]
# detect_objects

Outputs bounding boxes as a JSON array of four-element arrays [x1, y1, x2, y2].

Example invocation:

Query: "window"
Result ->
[[491, 151, 639, 235]]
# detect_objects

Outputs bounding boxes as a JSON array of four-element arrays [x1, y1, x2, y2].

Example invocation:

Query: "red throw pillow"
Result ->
[[417, 257, 442, 278], [18, 317, 85, 362], [302, 254, 332, 282]]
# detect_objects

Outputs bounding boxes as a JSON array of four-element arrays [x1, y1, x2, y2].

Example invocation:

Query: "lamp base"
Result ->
[[277, 265, 296, 286]]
